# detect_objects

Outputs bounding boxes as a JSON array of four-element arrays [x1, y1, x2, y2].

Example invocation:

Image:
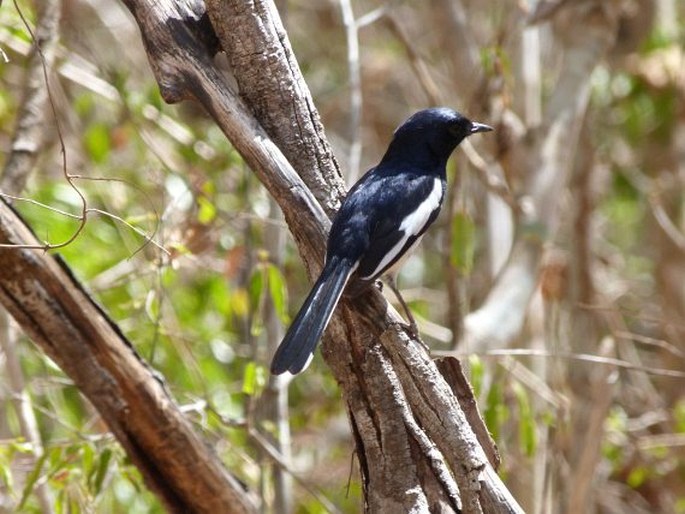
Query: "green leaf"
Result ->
[[451, 211, 476, 274], [83, 123, 111, 164], [513, 382, 537, 457], [10, 440, 33, 454], [267, 264, 289, 324], [18, 451, 49, 509], [484, 381, 507, 442], [82, 443, 94, 478], [674, 399, 685, 433], [197, 196, 217, 225], [468, 355, 484, 398], [627, 466, 648, 488], [248, 267, 264, 313], [248, 266, 265, 336], [242, 361, 266, 396], [93, 448, 112, 494], [0, 453, 13, 491]]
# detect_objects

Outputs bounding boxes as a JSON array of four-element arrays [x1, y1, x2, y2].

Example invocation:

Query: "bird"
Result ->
[[270, 107, 492, 375]]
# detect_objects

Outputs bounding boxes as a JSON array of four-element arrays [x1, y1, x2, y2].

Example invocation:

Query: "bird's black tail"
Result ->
[[270, 257, 353, 375]]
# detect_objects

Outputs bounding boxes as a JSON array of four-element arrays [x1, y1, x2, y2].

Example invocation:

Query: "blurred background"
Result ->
[[0, 0, 684, 512]]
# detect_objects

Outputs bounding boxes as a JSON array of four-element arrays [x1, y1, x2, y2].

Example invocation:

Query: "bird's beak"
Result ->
[[470, 122, 493, 134]]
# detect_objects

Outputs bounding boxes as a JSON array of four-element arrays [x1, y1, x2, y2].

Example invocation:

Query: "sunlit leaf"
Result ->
[[0, 453, 13, 490], [513, 382, 536, 457], [82, 443, 94, 478], [267, 264, 289, 324], [242, 361, 266, 396], [484, 381, 508, 443], [197, 196, 217, 225], [451, 211, 475, 274], [627, 466, 648, 488], [83, 123, 111, 164]]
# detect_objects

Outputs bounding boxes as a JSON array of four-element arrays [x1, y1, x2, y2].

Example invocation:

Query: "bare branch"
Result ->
[[1, 0, 60, 195], [338, 0, 363, 181]]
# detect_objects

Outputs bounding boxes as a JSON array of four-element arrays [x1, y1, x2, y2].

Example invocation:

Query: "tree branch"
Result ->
[[0, 199, 258, 513], [122, 0, 524, 511]]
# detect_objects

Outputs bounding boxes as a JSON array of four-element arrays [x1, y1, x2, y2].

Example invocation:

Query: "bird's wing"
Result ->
[[356, 174, 444, 281]]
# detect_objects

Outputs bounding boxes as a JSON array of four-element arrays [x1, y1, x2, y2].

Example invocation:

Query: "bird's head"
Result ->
[[385, 107, 492, 166]]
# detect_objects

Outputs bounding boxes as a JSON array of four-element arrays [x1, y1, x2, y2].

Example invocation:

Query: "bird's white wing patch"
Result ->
[[398, 177, 443, 235], [363, 177, 443, 279]]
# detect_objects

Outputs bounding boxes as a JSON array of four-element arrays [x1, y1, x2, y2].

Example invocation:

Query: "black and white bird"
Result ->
[[271, 107, 492, 375]]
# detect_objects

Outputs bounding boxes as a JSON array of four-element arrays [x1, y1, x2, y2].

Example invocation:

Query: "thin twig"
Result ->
[[460, 140, 519, 212], [649, 192, 685, 253], [338, 0, 363, 182], [614, 330, 685, 359], [436, 347, 685, 378], [207, 402, 342, 514], [384, 13, 442, 105], [12, 0, 87, 248]]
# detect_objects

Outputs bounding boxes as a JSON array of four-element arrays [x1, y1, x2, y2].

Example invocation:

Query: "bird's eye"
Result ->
[[448, 124, 462, 137]]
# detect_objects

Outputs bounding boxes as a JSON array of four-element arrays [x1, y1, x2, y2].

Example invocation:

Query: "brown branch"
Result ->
[[205, 0, 345, 216], [201, 1, 523, 511], [0, 2, 62, 511], [0, 201, 258, 514]]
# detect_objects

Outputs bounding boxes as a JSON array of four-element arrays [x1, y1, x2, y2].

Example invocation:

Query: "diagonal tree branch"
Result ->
[[0, 198, 258, 513], [119, 1, 524, 510]]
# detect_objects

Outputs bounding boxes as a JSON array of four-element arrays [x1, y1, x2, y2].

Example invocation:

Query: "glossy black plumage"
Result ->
[[270, 107, 492, 375]]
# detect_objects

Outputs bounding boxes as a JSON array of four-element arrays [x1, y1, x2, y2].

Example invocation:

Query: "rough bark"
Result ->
[[205, 0, 345, 215], [0, 0, 524, 511], [0, 199, 258, 513]]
